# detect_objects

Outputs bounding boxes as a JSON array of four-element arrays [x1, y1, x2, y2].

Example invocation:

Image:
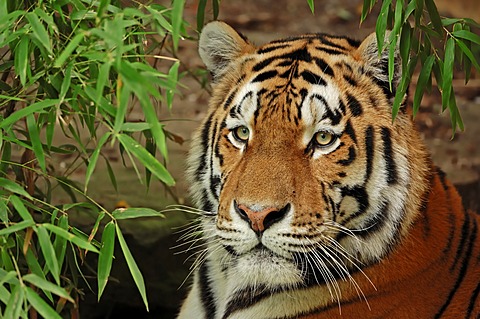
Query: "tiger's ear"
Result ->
[[199, 21, 255, 79], [356, 31, 402, 99]]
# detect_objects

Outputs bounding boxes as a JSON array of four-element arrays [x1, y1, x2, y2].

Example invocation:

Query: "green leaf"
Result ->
[[171, 0, 185, 51], [0, 178, 33, 200], [413, 55, 435, 116], [0, 99, 60, 130], [85, 133, 111, 192], [23, 274, 73, 302], [54, 214, 69, 271], [425, 0, 443, 37], [98, 221, 115, 300], [95, 61, 111, 105], [376, 0, 391, 54], [196, 0, 207, 32], [113, 80, 130, 136], [59, 62, 73, 104], [166, 61, 179, 109], [452, 29, 480, 46], [25, 286, 62, 319], [112, 207, 165, 220], [307, 0, 315, 13], [442, 37, 455, 111], [120, 123, 151, 132], [25, 248, 53, 302], [4, 285, 24, 319], [9, 195, 33, 222], [116, 224, 149, 311], [117, 133, 175, 186], [42, 223, 99, 253], [36, 226, 60, 285], [14, 36, 29, 86], [26, 113, 46, 172], [26, 12, 52, 54], [104, 157, 118, 192], [0, 220, 35, 236], [54, 32, 84, 67], [455, 38, 480, 72], [212, 0, 219, 19]]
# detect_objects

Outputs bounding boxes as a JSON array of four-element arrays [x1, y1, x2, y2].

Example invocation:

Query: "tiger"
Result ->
[[177, 21, 480, 319]]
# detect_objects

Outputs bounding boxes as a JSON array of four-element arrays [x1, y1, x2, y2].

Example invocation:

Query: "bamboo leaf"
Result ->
[[307, 0, 315, 13], [376, 0, 391, 54], [166, 61, 179, 109], [0, 220, 35, 236], [54, 32, 84, 68], [26, 12, 52, 54], [0, 99, 60, 129], [112, 207, 165, 220], [42, 223, 99, 253], [425, 0, 444, 37], [4, 285, 24, 319], [117, 133, 175, 186], [36, 226, 60, 285], [171, 0, 185, 51], [455, 37, 480, 72], [442, 37, 455, 110], [9, 195, 33, 221], [97, 221, 115, 300], [26, 113, 46, 172], [116, 224, 149, 311], [25, 286, 62, 319], [23, 274, 73, 302], [196, 0, 207, 32], [0, 178, 32, 200], [413, 55, 435, 116], [85, 133, 111, 192], [14, 36, 29, 86], [452, 29, 480, 45], [25, 247, 53, 302]]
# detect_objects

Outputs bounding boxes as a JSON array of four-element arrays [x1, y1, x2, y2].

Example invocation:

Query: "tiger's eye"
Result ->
[[233, 126, 250, 142], [314, 131, 335, 147]]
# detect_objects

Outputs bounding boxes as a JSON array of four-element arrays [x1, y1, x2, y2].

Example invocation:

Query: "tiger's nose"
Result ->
[[234, 202, 291, 234]]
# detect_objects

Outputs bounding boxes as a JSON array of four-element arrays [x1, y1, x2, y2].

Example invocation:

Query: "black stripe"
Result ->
[[222, 286, 270, 319], [301, 71, 326, 85], [338, 99, 346, 115], [251, 70, 278, 82], [297, 88, 309, 120], [339, 186, 369, 226], [451, 209, 472, 272], [343, 120, 357, 143], [381, 127, 397, 184], [315, 46, 344, 55], [355, 201, 389, 239], [200, 190, 214, 212], [337, 145, 356, 166], [252, 47, 313, 72], [314, 58, 334, 77], [365, 126, 374, 180], [346, 94, 363, 116], [343, 74, 357, 86], [257, 44, 289, 54], [466, 281, 480, 318], [223, 89, 237, 110], [317, 96, 343, 126], [199, 263, 216, 319], [435, 213, 477, 318]]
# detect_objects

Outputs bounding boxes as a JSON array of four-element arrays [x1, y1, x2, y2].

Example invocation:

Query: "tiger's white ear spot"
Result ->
[[356, 31, 402, 94], [199, 21, 255, 79]]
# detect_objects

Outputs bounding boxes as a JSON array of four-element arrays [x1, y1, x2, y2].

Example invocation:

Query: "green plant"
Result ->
[[361, 0, 480, 134], [308, 0, 480, 135], [0, 0, 189, 317]]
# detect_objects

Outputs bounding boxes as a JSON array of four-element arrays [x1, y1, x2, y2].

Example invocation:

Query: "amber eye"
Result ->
[[232, 126, 250, 142], [313, 131, 336, 147]]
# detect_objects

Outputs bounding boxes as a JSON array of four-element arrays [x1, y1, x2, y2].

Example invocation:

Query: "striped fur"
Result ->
[[178, 21, 480, 319]]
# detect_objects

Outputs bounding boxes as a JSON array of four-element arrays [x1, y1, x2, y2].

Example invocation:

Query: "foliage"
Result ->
[[0, 0, 191, 317], [360, 0, 480, 134]]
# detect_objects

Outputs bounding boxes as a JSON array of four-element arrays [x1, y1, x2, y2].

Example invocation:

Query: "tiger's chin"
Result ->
[[228, 246, 304, 290]]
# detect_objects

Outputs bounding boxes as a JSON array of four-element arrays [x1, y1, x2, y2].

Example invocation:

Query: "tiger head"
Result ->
[[187, 21, 431, 294]]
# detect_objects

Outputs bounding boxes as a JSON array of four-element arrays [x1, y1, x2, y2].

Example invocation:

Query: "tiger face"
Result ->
[[183, 21, 432, 316]]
